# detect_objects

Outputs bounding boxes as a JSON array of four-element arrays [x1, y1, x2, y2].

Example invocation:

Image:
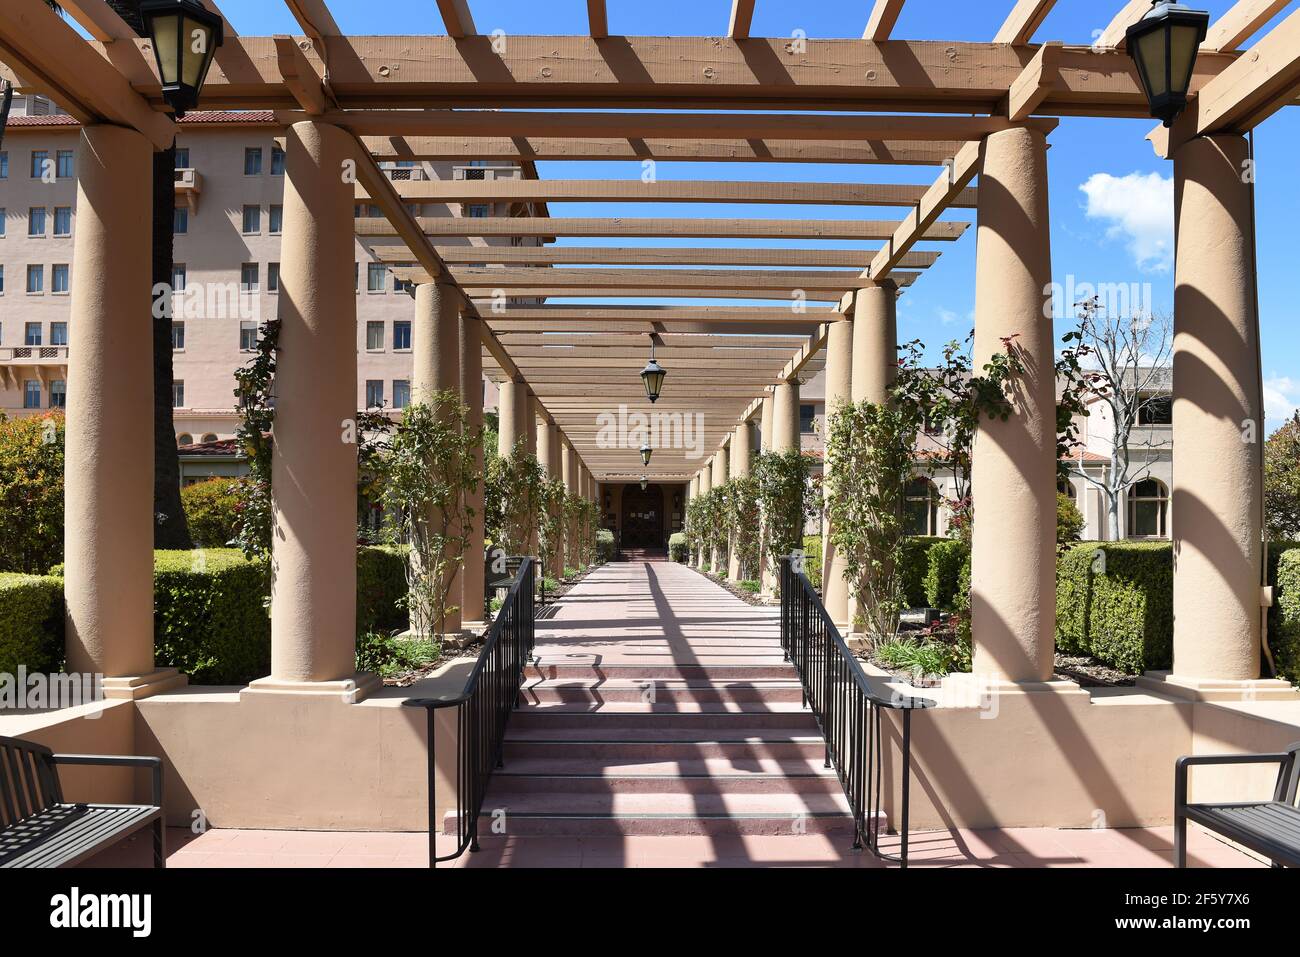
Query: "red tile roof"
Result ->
[[178, 438, 241, 456], [5, 110, 278, 129]]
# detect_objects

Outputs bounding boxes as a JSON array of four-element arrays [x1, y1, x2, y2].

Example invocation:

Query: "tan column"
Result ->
[[460, 313, 486, 628], [822, 315, 855, 628], [772, 380, 800, 452], [851, 283, 898, 404], [261, 120, 371, 694], [1167, 134, 1274, 690], [760, 393, 775, 452], [969, 126, 1056, 684], [538, 419, 565, 579], [711, 445, 730, 572], [728, 422, 753, 581], [64, 125, 178, 694], [525, 392, 540, 459], [562, 439, 579, 574], [697, 462, 712, 568], [497, 379, 526, 459]]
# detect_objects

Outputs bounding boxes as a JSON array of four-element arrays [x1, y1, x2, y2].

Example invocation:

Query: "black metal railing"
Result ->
[[779, 555, 933, 868], [406, 557, 536, 867]]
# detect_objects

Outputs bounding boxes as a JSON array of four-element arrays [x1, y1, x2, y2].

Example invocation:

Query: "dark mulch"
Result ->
[[685, 564, 773, 607], [1053, 653, 1136, 688]]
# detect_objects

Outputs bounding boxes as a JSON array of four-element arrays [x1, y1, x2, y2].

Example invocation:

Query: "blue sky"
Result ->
[[201, 1, 1300, 429]]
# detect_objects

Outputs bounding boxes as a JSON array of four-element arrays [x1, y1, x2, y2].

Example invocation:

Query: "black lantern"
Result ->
[[640, 444, 653, 467], [141, 0, 225, 118], [1125, 1, 1210, 127], [640, 340, 666, 404], [640, 476, 649, 491]]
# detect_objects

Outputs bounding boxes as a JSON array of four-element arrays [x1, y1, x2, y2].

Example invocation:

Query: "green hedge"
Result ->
[[0, 573, 64, 676], [668, 532, 689, 564], [180, 479, 244, 548], [1275, 549, 1300, 684], [801, 535, 823, 590], [900, 537, 946, 608], [1055, 542, 1173, 674], [596, 528, 616, 563], [925, 539, 970, 611], [357, 545, 409, 634]]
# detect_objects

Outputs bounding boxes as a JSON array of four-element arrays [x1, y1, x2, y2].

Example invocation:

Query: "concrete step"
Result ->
[[494, 756, 841, 794], [520, 678, 805, 705], [510, 702, 819, 731], [528, 662, 796, 681], [502, 729, 827, 761]]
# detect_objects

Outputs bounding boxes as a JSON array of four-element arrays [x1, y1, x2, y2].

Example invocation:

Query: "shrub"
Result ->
[[739, 580, 761, 594], [668, 532, 689, 564], [899, 537, 945, 608], [356, 631, 438, 680], [801, 535, 823, 590], [596, 528, 616, 563], [1055, 542, 1173, 674], [1274, 548, 1300, 685], [1057, 492, 1085, 544], [0, 573, 64, 675], [952, 554, 973, 671], [924, 539, 970, 610], [181, 479, 245, 548], [0, 412, 64, 574], [357, 545, 409, 634]]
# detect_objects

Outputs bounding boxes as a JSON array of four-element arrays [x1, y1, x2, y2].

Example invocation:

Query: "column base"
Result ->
[[242, 672, 382, 704], [101, 668, 188, 701], [1136, 671, 1300, 703]]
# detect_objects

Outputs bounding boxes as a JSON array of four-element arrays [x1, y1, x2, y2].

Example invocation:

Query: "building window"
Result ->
[[30, 150, 49, 179], [172, 381, 185, 408], [466, 204, 490, 218], [269, 204, 283, 234], [51, 322, 67, 346], [271, 146, 285, 175], [49, 380, 66, 409], [1138, 394, 1173, 426], [201, 433, 218, 444], [244, 148, 262, 175], [242, 205, 261, 234], [1127, 479, 1169, 539], [904, 477, 940, 537], [393, 320, 412, 351], [172, 321, 185, 351], [0, 208, 7, 237], [24, 322, 42, 346], [53, 207, 71, 237], [366, 321, 385, 351], [365, 380, 384, 408], [393, 266, 414, 294], [0, 265, 5, 294], [56, 150, 74, 179], [393, 380, 411, 409], [0, 151, 7, 178], [799, 404, 816, 434], [354, 263, 359, 293], [28, 207, 46, 236], [240, 263, 259, 292], [26, 265, 43, 294], [267, 262, 280, 292], [367, 263, 386, 292], [52, 264, 69, 294], [174, 148, 190, 168], [239, 321, 259, 352], [23, 381, 41, 409], [176, 433, 193, 447], [174, 208, 189, 234], [172, 264, 187, 291]]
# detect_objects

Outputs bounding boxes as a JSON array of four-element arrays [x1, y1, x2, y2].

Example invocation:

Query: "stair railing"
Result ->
[[779, 555, 934, 868], [406, 557, 536, 867]]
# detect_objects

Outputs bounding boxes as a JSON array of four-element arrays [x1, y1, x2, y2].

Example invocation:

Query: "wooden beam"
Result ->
[[868, 140, 982, 280], [398, 274, 908, 300], [367, 245, 939, 269], [436, 0, 477, 38], [284, 0, 343, 40], [0, 0, 174, 149], [291, 109, 1045, 141], [729, 0, 757, 39], [273, 35, 327, 115], [484, 305, 834, 323], [587, 0, 609, 38], [994, 1, 1058, 45], [1007, 41, 1062, 121], [1181, 5, 1300, 135], [435, 267, 890, 291], [865, 0, 907, 40], [359, 178, 978, 207], [490, 320, 820, 334], [356, 216, 968, 241], [1203, 0, 1292, 51], [1095, 0, 1152, 50], [358, 135, 966, 165], [57, 1, 156, 85]]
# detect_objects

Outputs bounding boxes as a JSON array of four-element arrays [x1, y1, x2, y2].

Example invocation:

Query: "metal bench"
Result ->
[[1175, 742, 1300, 868], [0, 736, 165, 869]]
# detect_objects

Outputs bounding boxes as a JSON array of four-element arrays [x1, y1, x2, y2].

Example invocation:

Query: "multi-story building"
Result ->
[[0, 103, 528, 479]]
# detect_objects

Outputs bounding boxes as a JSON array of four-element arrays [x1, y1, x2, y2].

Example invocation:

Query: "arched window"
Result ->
[[176, 433, 193, 447], [904, 477, 940, 537], [201, 433, 218, 443], [1127, 479, 1169, 538]]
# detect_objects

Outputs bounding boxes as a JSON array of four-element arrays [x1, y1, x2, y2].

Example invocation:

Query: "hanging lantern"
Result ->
[[640, 339, 667, 403], [1125, 1, 1210, 128], [640, 444, 653, 467], [640, 476, 649, 491], [141, 0, 225, 118]]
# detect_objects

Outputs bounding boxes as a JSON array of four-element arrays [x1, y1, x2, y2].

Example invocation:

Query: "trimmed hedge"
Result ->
[[180, 478, 244, 548], [924, 539, 970, 611], [668, 532, 689, 564], [597, 528, 616, 563], [900, 537, 946, 608], [1055, 542, 1173, 674], [1275, 549, 1300, 684], [0, 573, 64, 676], [357, 545, 409, 634]]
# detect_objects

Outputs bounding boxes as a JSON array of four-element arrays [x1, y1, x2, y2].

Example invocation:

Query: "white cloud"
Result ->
[[1265, 375, 1300, 432], [1079, 171, 1174, 273]]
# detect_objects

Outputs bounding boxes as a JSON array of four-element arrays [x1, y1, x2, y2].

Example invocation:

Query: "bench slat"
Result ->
[[1186, 802, 1300, 867], [0, 804, 160, 869]]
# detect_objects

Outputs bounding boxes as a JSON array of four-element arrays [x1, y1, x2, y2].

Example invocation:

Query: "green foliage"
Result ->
[[739, 580, 762, 594], [875, 636, 961, 677], [230, 319, 279, 558], [181, 478, 245, 548], [899, 537, 945, 608], [1057, 492, 1085, 545], [668, 532, 690, 563], [1266, 414, 1300, 541], [1055, 543, 1173, 674], [951, 554, 973, 672], [357, 545, 409, 634], [727, 476, 761, 580], [536, 477, 568, 577], [596, 528, 616, 563], [0, 412, 64, 573], [801, 534, 823, 590], [1274, 548, 1300, 685], [754, 449, 815, 583], [0, 573, 64, 675], [924, 538, 970, 610], [485, 441, 544, 557], [356, 632, 438, 680]]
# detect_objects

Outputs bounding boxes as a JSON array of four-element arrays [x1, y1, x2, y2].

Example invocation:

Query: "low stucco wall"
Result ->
[[3, 699, 138, 805]]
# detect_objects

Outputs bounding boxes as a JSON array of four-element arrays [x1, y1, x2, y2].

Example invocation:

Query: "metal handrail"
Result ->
[[778, 555, 934, 868], [405, 557, 536, 866]]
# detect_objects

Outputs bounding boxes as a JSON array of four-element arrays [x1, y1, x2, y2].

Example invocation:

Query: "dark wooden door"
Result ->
[[621, 484, 665, 548]]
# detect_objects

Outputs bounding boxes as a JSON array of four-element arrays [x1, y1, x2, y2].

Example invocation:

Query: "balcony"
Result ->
[[0, 346, 68, 390], [383, 166, 427, 182], [452, 165, 522, 181], [174, 167, 203, 211]]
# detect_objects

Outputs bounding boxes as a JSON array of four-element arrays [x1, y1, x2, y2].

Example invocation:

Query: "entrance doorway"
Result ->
[[620, 483, 665, 549]]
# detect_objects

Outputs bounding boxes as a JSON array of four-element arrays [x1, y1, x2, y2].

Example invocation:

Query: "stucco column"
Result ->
[[497, 379, 526, 459], [1161, 134, 1283, 696], [969, 126, 1056, 684], [460, 313, 486, 628], [697, 463, 712, 568], [64, 125, 180, 696], [821, 315, 855, 629], [711, 444, 730, 571], [538, 419, 565, 579], [257, 120, 374, 697], [851, 283, 898, 404], [760, 393, 775, 452], [763, 380, 802, 594], [562, 439, 579, 574], [728, 422, 753, 581]]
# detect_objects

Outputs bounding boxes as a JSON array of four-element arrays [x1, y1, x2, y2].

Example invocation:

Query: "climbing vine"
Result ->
[[726, 475, 761, 580], [753, 449, 816, 584], [230, 319, 279, 559]]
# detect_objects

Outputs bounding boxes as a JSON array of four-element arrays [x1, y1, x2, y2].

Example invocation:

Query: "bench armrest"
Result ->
[[1175, 752, 1294, 810], [51, 753, 163, 809]]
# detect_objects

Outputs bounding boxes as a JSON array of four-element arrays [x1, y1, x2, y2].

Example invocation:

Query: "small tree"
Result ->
[[536, 477, 568, 581], [231, 319, 279, 559], [0, 412, 65, 573], [727, 475, 761, 579], [1266, 413, 1300, 541], [754, 450, 815, 584], [485, 440, 544, 556]]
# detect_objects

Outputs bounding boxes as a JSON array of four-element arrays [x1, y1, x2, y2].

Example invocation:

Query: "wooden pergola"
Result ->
[[2, 0, 1297, 695]]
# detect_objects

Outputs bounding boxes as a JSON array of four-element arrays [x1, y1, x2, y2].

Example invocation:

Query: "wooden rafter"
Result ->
[[587, 0, 609, 39], [479, 306, 834, 324], [284, 0, 342, 41], [1203, 0, 1292, 51], [367, 245, 939, 269], [1007, 41, 1063, 121], [273, 35, 327, 115], [994, 1, 1058, 45], [436, 0, 476, 38], [406, 267, 895, 291], [1095, 0, 1152, 50], [356, 216, 968, 241], [729, 0, 757, 39], [865, 0, 907, 40]]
